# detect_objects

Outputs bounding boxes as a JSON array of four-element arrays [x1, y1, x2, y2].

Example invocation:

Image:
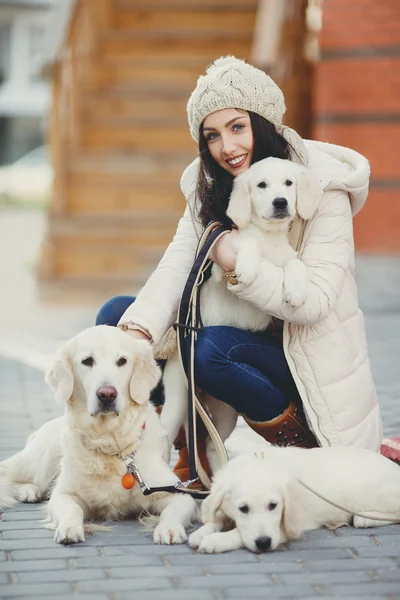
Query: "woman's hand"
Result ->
[[209, 229, 240, 272]]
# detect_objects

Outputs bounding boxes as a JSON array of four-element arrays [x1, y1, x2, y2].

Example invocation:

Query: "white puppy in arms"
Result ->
[[0, 326, 198, 545], [189, 446, 400, 554], [160, 157, 322, 466]]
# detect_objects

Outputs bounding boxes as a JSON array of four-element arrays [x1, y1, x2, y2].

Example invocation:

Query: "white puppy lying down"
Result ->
[[0, 326, 197, 545], [160, 157, 322, 467], [189, 446, 400, 553]]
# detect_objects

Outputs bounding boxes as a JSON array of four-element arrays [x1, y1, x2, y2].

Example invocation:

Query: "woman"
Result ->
[[97, 57, 383, 460]]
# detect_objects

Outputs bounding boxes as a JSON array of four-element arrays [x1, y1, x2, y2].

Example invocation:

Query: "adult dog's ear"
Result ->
[[202, 482, 230, 523], [280, 481, 305, 542], [129, 340, 162, 405], [45, 344, 74, 404], [226, 171, 251, 228], [296, 167, 322, 221]]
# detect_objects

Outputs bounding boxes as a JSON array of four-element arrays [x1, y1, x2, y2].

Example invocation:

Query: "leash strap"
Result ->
[[175, 222, 231, 488], [130, 222, 231, 498]]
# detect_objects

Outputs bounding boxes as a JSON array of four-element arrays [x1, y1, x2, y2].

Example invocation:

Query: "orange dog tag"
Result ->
[[122, 472, 135, 489]]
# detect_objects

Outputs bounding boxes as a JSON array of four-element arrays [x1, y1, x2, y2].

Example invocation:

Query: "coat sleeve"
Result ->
[[228, 190, 354, 326], [118, 204, 199, 344]]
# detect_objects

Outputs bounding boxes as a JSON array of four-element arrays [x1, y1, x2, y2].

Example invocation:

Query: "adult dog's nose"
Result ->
[[96, 386, 117, 403], [255, 536, 272, 551], [272, 197, 288, 210]]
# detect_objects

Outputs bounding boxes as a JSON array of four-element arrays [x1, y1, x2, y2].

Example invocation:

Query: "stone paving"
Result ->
[[0, 210, 400, 599]]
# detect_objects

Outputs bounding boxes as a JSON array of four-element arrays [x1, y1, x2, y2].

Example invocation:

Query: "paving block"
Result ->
[[16, 567, 107, 583], [221, 584, 315, 598], [110, 565, 204, 578], [78, 577, 174, 593], [326, 582, 400, 596], [116, 591, 215, 600], [179, 573, 273, 588], [0, 559, 68, 572], [11, 546, 100, 560], [0, 582, 73, 597]]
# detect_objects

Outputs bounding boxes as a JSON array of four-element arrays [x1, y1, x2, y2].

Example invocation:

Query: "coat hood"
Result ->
[[180, 140, 370, 218], [304, 140, 370, 216]]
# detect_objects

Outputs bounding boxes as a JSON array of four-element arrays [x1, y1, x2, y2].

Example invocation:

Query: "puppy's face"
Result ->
[[46, 326, 161, 422], [224, 475, 285, 552], [204, 455, 290, 553], [248, 159, 297, 226]]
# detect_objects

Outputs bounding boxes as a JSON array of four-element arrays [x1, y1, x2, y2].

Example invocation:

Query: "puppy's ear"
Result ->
[[202, 482, 230, 523], [281, 482, 305, 542], [296, 167, 322, 220], [45, 344, 74, 404], [226, 171, 251, 228], [129, 340, 161, 405]]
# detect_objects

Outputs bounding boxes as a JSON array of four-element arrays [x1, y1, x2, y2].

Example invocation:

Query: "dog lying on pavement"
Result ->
[[0, 326, 198, 545], [188, 445, 400, 553]]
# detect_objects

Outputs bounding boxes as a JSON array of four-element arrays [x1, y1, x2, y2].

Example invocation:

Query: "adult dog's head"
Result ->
[[45, 325, 161, 424], [202, 453, 302, 553], [227, 157, 322, 231]]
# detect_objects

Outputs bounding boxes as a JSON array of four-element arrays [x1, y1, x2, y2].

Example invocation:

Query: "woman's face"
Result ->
[[203, 108, 254, 177]]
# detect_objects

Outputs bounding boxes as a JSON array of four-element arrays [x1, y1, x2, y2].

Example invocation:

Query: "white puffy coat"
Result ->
[[119, 140, 383, 450]]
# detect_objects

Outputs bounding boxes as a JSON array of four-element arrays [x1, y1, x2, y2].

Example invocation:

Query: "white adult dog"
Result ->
[[188, 446, 400, 554], [0, 326, 198, 545], [160, 157, 322, 469]]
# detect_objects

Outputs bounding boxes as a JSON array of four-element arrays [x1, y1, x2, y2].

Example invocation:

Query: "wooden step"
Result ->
[[52, 241, 164, 278], [50, 214, 182, 247], [47, 214, 179, 278], [117, 0, 257, 8], [81, 120, 195, 152], [102, 31, 252, 62], [86, 92, 188, 121], [87, 61, 203, 91], [115, 8, 256, 34], [66, 178, 186, 216], [68, 150, 191, 178]]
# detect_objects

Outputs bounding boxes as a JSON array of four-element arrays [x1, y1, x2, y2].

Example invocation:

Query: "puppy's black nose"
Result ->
[[96, 386, 117, 403], [255, 536, 272, 551], [272, 198, 288, 210]]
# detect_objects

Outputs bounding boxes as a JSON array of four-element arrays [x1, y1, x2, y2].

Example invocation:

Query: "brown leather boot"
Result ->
[[172, 421, 211, 488], [244, 400, 318, 448]]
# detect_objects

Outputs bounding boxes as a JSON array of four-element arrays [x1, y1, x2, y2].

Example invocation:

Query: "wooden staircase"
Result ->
[[39, 0, 258, 292]]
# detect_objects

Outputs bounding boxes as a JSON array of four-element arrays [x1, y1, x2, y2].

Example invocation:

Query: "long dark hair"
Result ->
[[196, 111, 291, 227]]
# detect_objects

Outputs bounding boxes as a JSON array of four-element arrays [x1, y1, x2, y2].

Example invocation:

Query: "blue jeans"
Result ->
[[96, 296, 299, 421]]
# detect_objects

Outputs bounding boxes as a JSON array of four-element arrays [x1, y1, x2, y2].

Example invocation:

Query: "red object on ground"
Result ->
[[380, 437, 400, 464]]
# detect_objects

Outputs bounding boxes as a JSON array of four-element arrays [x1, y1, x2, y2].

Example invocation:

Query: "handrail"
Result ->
[[250, 0, 285, 69], [40, 0, 77, 71]]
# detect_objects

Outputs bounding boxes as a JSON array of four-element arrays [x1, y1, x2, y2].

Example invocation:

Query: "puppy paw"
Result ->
[[198, 533, 227, 554], [54, 524, 85, 545], [153, 522, 187, 545], [283, 284, 307, 308], [15, 483, 40, 503], [188, 526, 208, 550]]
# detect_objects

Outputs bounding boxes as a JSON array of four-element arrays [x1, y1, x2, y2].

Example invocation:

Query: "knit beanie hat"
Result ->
[[187, 56, 308, 165]]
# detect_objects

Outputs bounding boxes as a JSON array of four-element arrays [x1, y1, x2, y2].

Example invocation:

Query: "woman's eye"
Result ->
[[81, 356, 94, 367], [232, 123, 244, 132], [116, 357, 127, 367], [257, 181, 267, 189], [285, 179, 293, 186], [239, 505, 249, 514], [268, 502, 277, 511], [206, 132, 218, 142]]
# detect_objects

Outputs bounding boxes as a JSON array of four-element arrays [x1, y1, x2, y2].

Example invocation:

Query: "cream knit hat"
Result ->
[[187, 56, 308, 165]]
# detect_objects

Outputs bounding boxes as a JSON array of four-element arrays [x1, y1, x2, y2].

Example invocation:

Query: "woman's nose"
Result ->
[[221, 135, 236, 156]]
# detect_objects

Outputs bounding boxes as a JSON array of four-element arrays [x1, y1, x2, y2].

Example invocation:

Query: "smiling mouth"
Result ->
[[226, 154, 248, 168]]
